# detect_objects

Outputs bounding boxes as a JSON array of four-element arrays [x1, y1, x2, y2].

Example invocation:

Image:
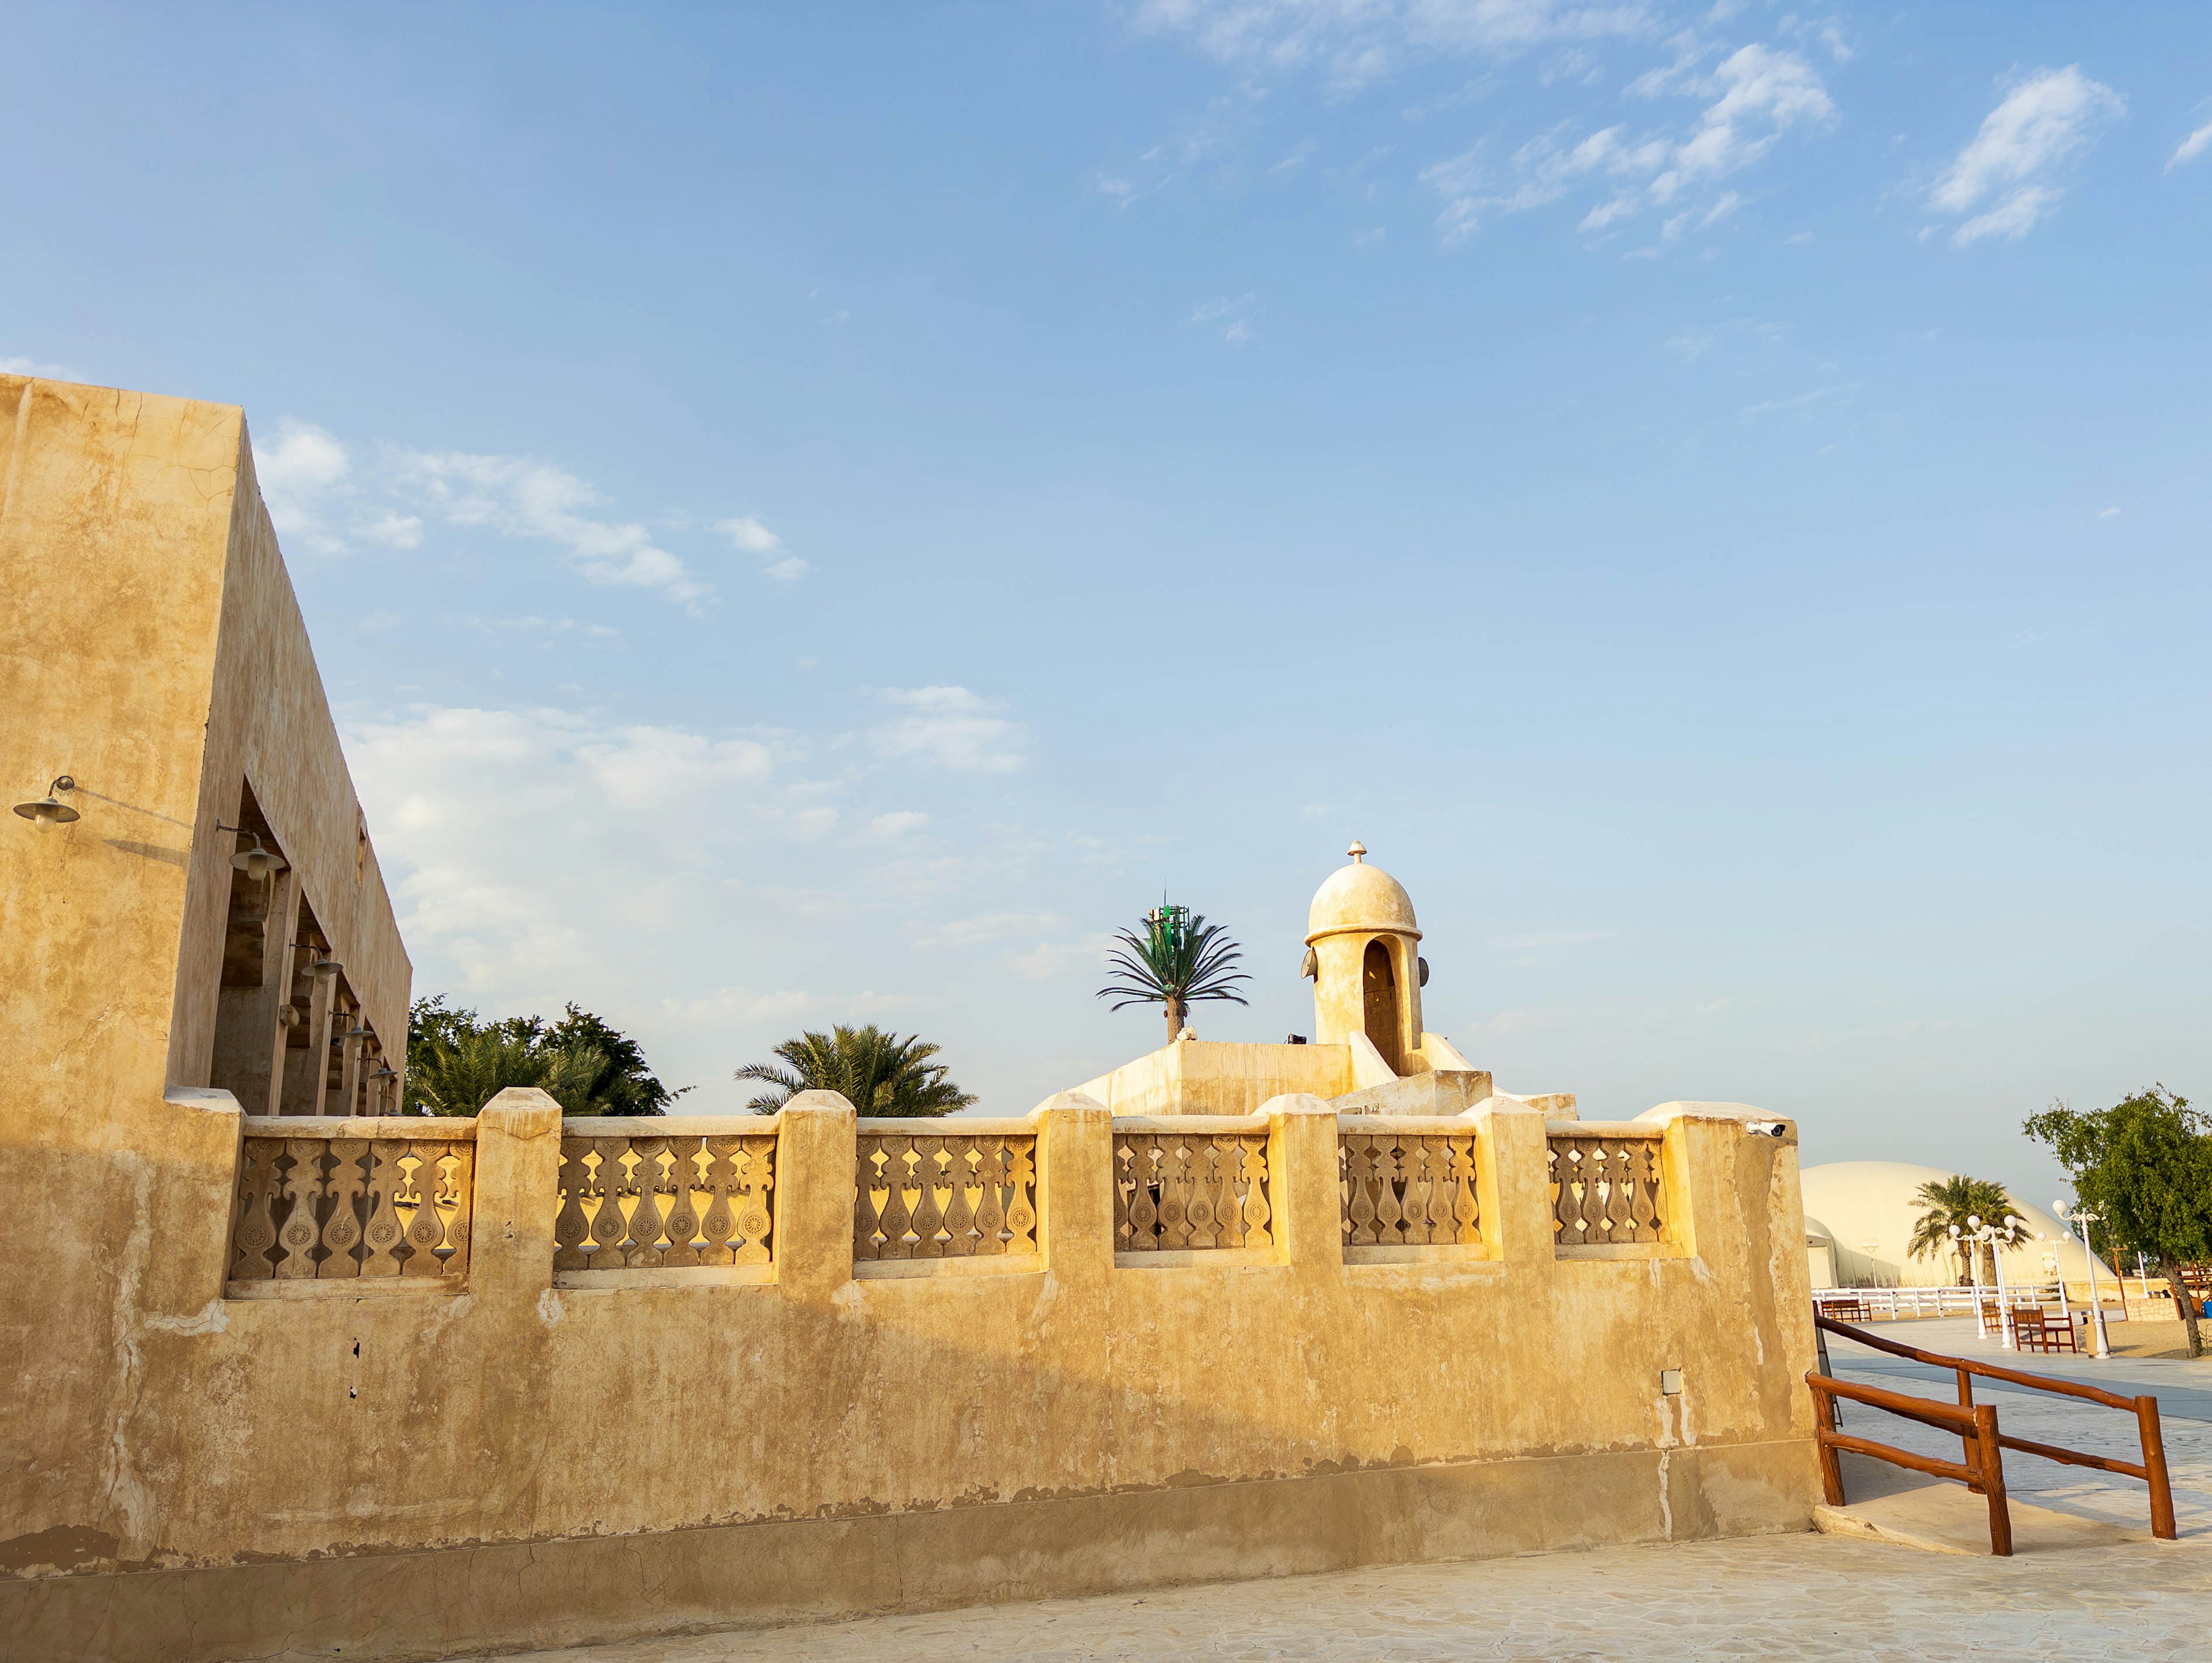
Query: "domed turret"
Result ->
[[1306, 840, 1420, 943], [1302, 842, 1425, 1073]]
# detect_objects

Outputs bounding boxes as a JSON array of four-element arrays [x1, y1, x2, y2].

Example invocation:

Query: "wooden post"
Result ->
[[1810, 1383, 1846, 1505], [1956, 1365, 1982, 1491], [1973, 1403, 2013, 1556], [2139, 1396, 2177, 1541]]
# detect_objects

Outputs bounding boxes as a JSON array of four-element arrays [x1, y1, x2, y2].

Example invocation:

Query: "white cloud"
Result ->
[[861, 810, 931, 840], [1, 353, 80, 380], [343, 696, 1066, 1111], [361, 512, 424, 549], [1191, 294, 1260, 343], [2169, 118, 2212, 172], [1928, 67, 2123, 247], [1950, 184, 2061, 246], [389, 449, 713, 608], [715, 514, 810, 582], [253, 418, 354, 556], [913, 911, 1072, 950], [1430, 41, 1828, 243], [1132, 0, 1649, 83], [873, 687, 1026, 774]]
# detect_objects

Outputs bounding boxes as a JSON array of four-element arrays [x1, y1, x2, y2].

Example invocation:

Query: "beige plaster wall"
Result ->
[[1076, 1039, 1357, 1115], [1, 1085, 1819, 1660], [0, 377, 410, 1597]]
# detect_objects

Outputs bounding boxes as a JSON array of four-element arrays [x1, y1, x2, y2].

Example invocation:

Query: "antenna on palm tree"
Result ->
[[1099, 900, 1249, 1044]]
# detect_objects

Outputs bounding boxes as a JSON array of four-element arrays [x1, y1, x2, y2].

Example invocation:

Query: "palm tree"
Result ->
[[735, 1024, 977, 1117], [1097, 903, 1250, 1044], [1906, 1174, 2022, 1284], [407, 1028, 613, 1117]]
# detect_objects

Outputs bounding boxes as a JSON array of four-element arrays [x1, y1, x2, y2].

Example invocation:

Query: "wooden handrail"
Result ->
[[1813, 1309, 2177, 1541], [1808, 1371, 2011, 1555], [1813, 1312, 2137, 1409]]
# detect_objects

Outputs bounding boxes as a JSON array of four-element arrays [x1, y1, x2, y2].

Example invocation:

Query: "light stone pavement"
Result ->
[[493, 1319, 2212, 1663]]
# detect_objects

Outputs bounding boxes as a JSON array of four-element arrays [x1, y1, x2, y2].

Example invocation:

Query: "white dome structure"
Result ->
[[1798, 1161, 2114, 1289], [1302, 842, 1424, 1072]]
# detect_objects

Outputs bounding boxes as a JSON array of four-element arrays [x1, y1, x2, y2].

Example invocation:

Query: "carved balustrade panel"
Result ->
[[1339, 1130, 1482, 1248], [1112, 1127, 1272, 1252], [554, 1131, 778, 1271], [854, 1130, 1038, 1260], [230, 1130, 475, 1282], [1547, 1133, 1667, 1248]]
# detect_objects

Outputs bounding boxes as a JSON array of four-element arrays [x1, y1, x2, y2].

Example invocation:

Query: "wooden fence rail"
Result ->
[[1810, 1310, 2176, 1549]]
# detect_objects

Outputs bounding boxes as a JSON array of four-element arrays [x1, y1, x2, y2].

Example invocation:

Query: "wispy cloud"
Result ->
[[872, 686, 1026, 774], [2169, 116, 2212, 172], [246, 418, 800, 609], [1928, 66, 2123, 247], [1426, 41, 1831, 244], [715, 514, 809, 582], [1132, 0, 1650, 87], [1, 353, 82, 380], [253, 418, 354, 556], [1191, 293, 1259, 344]]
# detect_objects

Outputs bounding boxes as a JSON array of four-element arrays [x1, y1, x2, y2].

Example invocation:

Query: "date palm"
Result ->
[[1097, 903, 1250, 1043], [1906, 1173, 2020, 1284], [736, 1024, 976, 1117], [407, 1028, 612, 1117]]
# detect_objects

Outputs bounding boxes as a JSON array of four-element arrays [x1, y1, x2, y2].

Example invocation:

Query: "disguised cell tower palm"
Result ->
[[1097, 903, 1251, 1043]]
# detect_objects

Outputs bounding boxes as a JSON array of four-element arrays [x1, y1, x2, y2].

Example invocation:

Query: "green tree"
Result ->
[[734, 1024, 976, 1117], [1097, 903, 1250, 1043], [404, 995, 677, 1117], [2025, 1085, 2212, 1359], [1904, 1174, 2023, 1285]]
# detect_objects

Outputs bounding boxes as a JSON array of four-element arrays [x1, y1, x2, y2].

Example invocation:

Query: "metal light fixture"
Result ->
[[218, 824, 288, 880], [289, 941, 344, 980], [12, 776, 79, 829], [279, 1005, 306, 1029]]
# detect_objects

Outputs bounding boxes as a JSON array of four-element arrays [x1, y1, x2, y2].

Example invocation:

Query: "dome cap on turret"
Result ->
[[1305, 840, 1420, 944]]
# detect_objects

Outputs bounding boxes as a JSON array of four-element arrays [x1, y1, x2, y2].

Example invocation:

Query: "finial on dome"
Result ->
[[1347, 840, 1366, 863]]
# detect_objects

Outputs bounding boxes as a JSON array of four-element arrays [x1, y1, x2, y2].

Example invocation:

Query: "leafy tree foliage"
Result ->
[[1097, 903, 1250, 1043], [734, 1024, 976, 1117], [404, 996, 679, 1117], [1904, 1173, 2022, 1284], [2025, 1085, 2212, 1358]]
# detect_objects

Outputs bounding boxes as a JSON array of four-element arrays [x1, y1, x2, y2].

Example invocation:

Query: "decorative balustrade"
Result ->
[[554, 1120, 778, 1272], [1113, 1117, 1273, 1253], [1339, 1126, 1482, 1249], [1547, 1128, 1668, 1249], [854, 1123, 1039, 1260], [230, 1118, 475, 1283]]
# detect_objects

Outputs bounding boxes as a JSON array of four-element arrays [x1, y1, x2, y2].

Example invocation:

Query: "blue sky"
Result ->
[[9, 2, 2209, 1205]]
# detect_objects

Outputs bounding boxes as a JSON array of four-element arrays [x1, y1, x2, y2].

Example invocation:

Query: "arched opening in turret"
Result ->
[[1361, 939, 1402, 1073]]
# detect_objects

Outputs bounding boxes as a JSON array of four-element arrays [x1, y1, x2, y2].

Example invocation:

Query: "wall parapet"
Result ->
[[1339, 1120, 1482, 1256], [1544, 1121, 1672, 1256], [229, 1115, 475, 1293], [1112, 1112, 1274, 1258], [855, 1115, 1039, 1265], [554, 1115, 779, 1285]]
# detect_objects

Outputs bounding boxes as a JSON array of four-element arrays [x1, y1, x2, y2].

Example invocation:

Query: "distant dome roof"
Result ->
[[1306, 844, 1420, 943]]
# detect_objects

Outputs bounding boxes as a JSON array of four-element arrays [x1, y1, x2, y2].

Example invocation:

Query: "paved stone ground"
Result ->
[[491, 1320, 2212, 1663]]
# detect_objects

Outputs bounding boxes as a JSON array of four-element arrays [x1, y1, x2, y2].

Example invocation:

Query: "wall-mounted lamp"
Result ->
[[12, 776, 79, 830], [289, 941, 344, 980], [279, 1005, 305, 1030], [218, 824, 288, 879]]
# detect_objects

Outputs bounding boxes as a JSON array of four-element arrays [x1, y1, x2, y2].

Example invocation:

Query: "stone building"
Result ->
[[0, 376, 1820, 1663]]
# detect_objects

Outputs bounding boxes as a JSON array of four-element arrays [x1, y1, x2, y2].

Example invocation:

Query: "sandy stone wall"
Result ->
[[0, 376, 412, 1645], [2, 1086, 1819, 1661]]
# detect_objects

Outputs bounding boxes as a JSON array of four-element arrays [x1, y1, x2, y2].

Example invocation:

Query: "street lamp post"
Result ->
[[2040, 1239, 2071, 1329], [1952, 1214, 2025, 1348], [2053, 1199, 2112, 1359], [1950, 1222, 1983, 1337]]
